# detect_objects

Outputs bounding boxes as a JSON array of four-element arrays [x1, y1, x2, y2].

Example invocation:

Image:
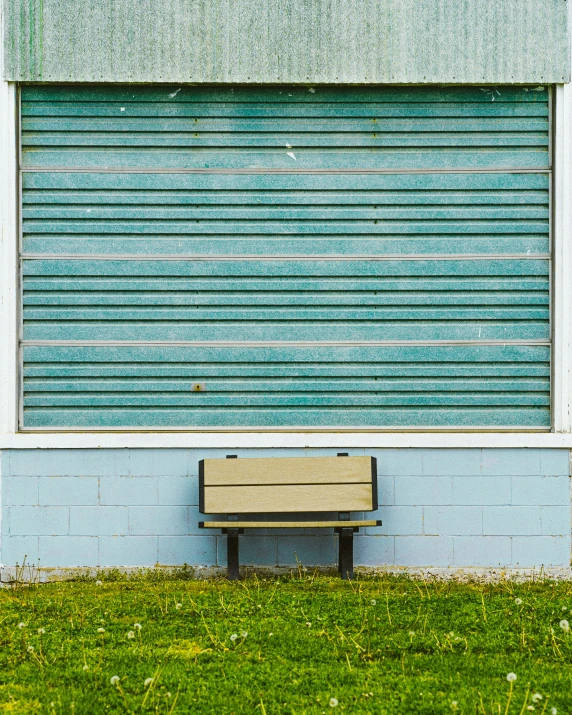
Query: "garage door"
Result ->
[[20, 85, 551, 429]]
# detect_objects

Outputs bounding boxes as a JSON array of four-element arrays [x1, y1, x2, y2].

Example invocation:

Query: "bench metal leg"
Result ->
[[338, 527, 354, 580], [227, 529, 240, 580]]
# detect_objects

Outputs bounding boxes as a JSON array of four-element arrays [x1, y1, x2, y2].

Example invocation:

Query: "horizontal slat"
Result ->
[[202, 456, 373, 486], [21, 407, 552, 428], [203, 483, 374, 513], [200, 521, 379, 528]]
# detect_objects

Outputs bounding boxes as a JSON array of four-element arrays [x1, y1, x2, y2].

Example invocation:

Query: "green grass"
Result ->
[[1, 572, 572, 714]]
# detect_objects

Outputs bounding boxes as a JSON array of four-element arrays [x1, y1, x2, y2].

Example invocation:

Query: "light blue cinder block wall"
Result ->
[[0, 449, 570, 570]]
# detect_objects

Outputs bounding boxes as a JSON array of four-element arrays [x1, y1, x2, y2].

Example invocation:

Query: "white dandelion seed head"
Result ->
[[515, 598, 523, 605], [526, 707, 535, 712], [409, 631, 415, 637], [167, 692, 172, 698], [82, 665, 89, 671], [144, 678, 154, 687], [95, 580, 103, 586], [110, 676, 120, 686], [507, 673, 517, 682], [127, 631, 135, 639], [532, 694, 542, 703], [449, 631, 455, 637], [562, 606, 567, 611], [97, 628, 105, 633], [370, 599, 377, 605], [240, 630, 248, 638], [175, 603, 182, 610], [329, 698, 338, 708], [17, 622, 26, 629], [134, 623, 142, 630], [306, 622, 312, 627], [268, 632, 273, 637], [38, 628, 45, 634], [451, 702, 458, 709], [551, 708, 558, 715], [560, 619, 570, 631], [27, 645, 34, 652], [230, 633, 238, 642]]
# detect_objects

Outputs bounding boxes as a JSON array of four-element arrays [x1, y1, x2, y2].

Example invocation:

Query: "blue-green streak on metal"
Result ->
[[20, 85, 552, 428], [4, 0, 570, 83]]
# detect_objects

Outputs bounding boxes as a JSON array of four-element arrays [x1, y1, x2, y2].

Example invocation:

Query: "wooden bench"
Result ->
[[198, 454, 381, 580]]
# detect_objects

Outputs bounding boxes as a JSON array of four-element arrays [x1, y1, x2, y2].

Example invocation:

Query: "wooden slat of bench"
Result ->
[[203, 483, 373, 513], [202, 456, 373, 486], [200, 520, 380, 529]]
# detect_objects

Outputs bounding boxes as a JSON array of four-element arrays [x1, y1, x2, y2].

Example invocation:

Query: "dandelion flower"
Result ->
[[110, 676, 120, 686], [82, 665, 89, 671], [95, 580, 103, 586], [230, 633, 238, 642], [268, 633, 273, 637], [134, 623, 142, 630], [515, 598, 523, 605], [127, 631, 135, 639], [27, 646, 34, 652], [370, 599, 377, 606], [144, 678, 154, 687], [507, 673, 517, 682], [560, 619, 570, 632], [532, 694, 542, 703], [97, 627, 105, 633], [329, 698, 338, 708], [38, 628, 45, 635], [306, 622, 312, 627], [17, 622, 26, 629], [451, 702, 458, 710], [175, 603, 182, 610], [240, 630, 248, 638]]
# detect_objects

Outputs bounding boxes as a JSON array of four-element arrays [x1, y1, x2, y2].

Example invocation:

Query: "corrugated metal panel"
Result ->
[[19, 85, 552, 429], [4, 0, 570, 84], [22, 345, 551, 428]]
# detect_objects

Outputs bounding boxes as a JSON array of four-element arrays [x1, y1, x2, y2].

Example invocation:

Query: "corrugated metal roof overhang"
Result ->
[[3, 0, 570, 84]]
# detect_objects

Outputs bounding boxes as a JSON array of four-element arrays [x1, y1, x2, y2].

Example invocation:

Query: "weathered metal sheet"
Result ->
[[4, 0, 570, 84], [19, 84, 552, 429]]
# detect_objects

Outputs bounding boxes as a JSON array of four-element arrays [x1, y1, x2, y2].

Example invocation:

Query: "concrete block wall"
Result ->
[[0, 449, 570, 570]]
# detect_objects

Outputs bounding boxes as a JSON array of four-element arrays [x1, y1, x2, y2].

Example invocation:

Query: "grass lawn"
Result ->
[[1, 572, 572, 714]]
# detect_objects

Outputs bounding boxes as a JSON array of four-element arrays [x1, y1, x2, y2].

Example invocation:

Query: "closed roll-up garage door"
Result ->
[[20, 85, 551, 429]]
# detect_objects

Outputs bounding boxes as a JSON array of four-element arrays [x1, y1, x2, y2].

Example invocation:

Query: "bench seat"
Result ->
[[198, 454, 381, 579]]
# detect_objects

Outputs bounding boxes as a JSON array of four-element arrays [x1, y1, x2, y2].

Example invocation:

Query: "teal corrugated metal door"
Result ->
[[20, 85, 551, 429]]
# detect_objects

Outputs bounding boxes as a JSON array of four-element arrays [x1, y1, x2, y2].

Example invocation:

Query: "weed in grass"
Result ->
[[0, 574, 572, 713]]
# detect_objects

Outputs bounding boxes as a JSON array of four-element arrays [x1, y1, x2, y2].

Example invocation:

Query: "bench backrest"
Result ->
[[199, 456, 377, 514]]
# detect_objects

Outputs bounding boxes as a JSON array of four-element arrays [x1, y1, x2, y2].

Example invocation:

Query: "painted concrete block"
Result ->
[[540, 507, 571, 536], [512, 476, 569, 506], [233, 536, 278, 567], [355, 535, 395, 566], [512, 536, 571, 567], [99, 536, 158, 567], [39, 536, 98, 567], [394, 477, 453, 506], [483, 507, 542, 536], [452, 477, 511, 506], [2, 477, 39, 506], [70, 507, 129, 536], [373, 506, 422, 535], [482, 449, 541, 476], [158, 476, 198, 506], [424, 506, 483, 536], [453, 536, 512, 567], [376, 476, 395, 506], [1, 536, 39, 565], [128, 506, 189, 536], [540, 450, 570, 476], [423, 449, 482, 476], [39, 477, 99, 506], [158, 536, 216, 566], [277, 535, 337, 567], [128, 449, 190, 477], [395, 536, 454, 567], [9, 506, 69, 536], [8, 450, 129, 477], [369, 449, 423, 476], [100, 477, 158, 506]]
